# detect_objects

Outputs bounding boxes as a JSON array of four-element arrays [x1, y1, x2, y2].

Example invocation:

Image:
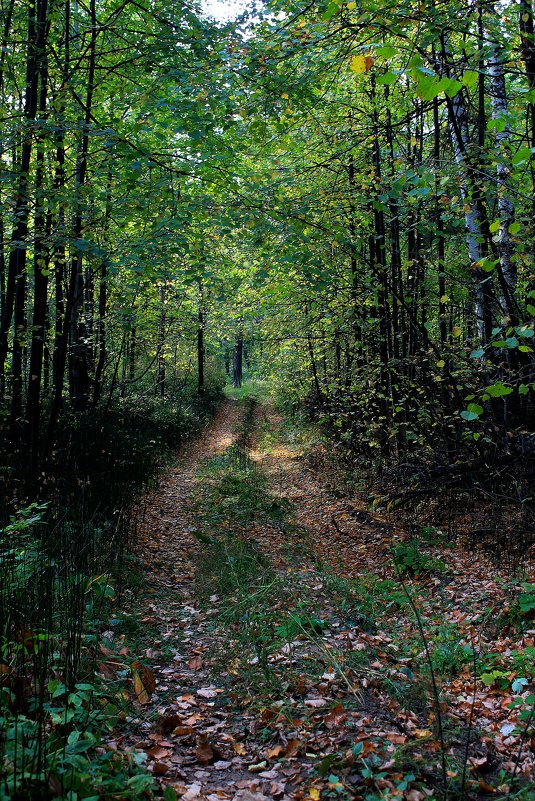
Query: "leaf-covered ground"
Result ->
[[107, 399, 535, 801]]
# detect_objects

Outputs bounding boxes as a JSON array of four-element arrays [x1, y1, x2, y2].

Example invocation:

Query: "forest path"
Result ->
[[115, 398, 534, 801]]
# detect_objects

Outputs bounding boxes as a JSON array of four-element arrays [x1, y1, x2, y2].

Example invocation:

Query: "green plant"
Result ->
[[518, 584, 535, 617], [428, 623, 473, 677], [480, 646, 535, 689], [391, 540, 446, 577], [0, 676, 155, 801]]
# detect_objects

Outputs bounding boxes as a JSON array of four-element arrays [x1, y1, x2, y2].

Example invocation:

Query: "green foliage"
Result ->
[[391, 540, 446, 577], [428, 624, 473, 677], [480, 646, 535, 689], [518, 584, 535, 616], [0, 679, 155, 801]]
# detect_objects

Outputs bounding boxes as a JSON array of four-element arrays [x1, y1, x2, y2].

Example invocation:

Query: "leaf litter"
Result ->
[[107, 399, 535, 800]]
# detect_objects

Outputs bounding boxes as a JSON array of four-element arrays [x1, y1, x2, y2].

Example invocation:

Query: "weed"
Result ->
[[195, 536, 273, 601], [391, 540, 446, 577], [428, 623, 474, 677]]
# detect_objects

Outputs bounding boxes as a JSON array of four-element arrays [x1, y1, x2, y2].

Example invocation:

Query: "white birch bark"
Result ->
[[485, 6, 516, 301]]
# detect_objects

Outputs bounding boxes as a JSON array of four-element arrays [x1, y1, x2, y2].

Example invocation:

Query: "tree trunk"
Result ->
[[25, 31, 50, 472], [69, 0, 97, 413], [197, 285, 205, 396], [1, 0, 45, 413], [233, 331, 243, 388]]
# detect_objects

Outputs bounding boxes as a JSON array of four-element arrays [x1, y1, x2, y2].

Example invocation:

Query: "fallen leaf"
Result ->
[[266, 745, 284, 758], [182, 782, 203, 801], [248, 760, 268, 773], [160, 714, 183, 734], [147, 746, 172, 760], [195, 735, 222, 765], [173, 725, 195, 737], [285, 739, 301, 757], [132, 661, 156, 704], [324, 703, 347, 729], [197, 687, 219, 699]]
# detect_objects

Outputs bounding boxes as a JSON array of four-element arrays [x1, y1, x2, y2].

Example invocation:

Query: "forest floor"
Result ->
[[107, 398, 535, 801]]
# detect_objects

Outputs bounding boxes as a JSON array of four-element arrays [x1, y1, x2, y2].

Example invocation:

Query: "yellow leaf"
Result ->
[[132, 661, 156, 705], [281, 92, 289, 99], [436, 360, 445, 368], [350, 55, 374, 74], [347, 1, 356, 8], [133, 669, 149, 703], [308, 789, 321, 801], [413, 728, 433, 739], [452, 326, 462, 337], [440, 295, 449, 303]]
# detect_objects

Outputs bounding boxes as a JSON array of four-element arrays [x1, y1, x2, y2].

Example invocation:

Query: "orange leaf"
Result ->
[[266, 745, 284, 758], [325, 703, 347, 730], [413, 729, 432, 739]]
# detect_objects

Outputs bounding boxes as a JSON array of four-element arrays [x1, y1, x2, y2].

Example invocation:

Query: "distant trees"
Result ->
[[229, 0, 535, 461], [0, 0, 240, 476]]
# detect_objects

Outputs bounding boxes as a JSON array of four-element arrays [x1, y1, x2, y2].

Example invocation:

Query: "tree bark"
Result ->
[[233, 330, 243, 388]]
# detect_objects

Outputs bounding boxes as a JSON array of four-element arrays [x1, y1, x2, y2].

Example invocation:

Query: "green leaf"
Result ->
[[462, 70, 478, 89], [376, 45, 398, 58], [443, 77, 463, 97], [467, 403, 483, 415], [512, 147, 533, 166], [376, 71, 398, 85], [127, 774, 154, 792], [470, 348, 485, 358], [512, 678, 529, 693], [486, 382, 513, 397], [460, 410, 479, 421]]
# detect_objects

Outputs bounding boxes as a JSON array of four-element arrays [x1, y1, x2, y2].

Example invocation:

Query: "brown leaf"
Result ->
[[266, 745, 284, 759], [324, 703, 347, 730], [195, 735, 222, 765], [147, 745, 172, 760], [153, 761, 170, 776], [284, 739, 301, 758], [132, 661, 156, 704], [188, 655, 203, 670], [173, 725, 195, 737], [160, 714, 183, 734]]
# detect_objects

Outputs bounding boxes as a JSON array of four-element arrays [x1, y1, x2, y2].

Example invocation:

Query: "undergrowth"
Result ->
[[0, 385, 223, 799]]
